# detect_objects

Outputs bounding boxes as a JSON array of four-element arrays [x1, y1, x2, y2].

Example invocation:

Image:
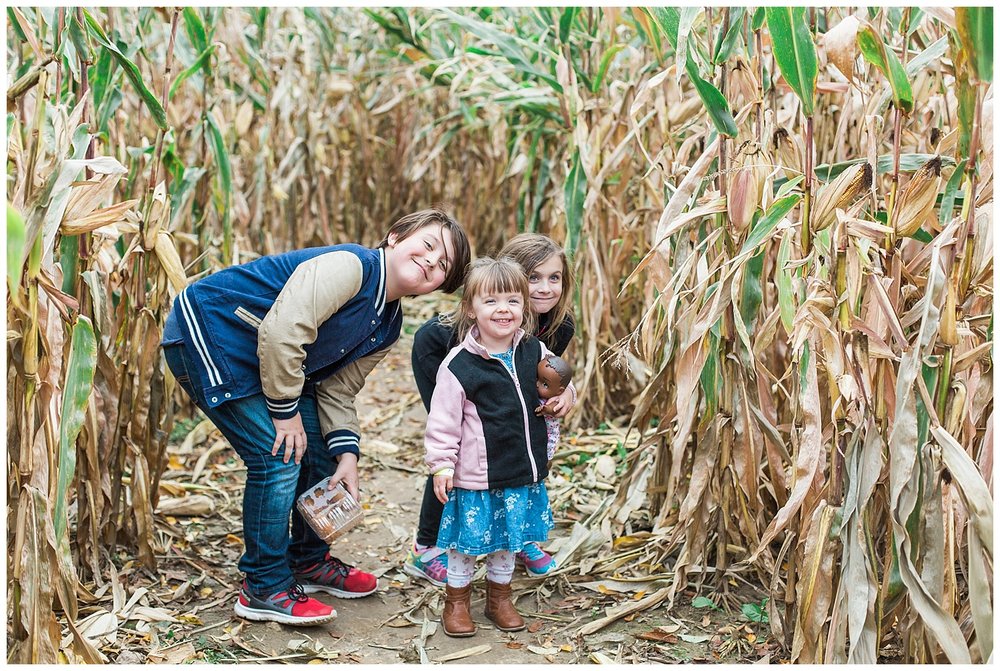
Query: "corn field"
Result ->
[[6, 6, 993, 664]]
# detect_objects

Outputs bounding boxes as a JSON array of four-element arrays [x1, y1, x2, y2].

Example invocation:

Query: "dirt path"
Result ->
[[137, 315, 774, 664]]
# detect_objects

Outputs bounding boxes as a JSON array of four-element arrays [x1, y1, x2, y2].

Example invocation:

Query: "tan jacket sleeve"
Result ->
[[314, 349, 389, 458], [258, 251, 363, 418]]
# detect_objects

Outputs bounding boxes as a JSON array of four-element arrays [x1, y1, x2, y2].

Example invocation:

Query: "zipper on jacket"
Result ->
[[492, 342, 539, 483]]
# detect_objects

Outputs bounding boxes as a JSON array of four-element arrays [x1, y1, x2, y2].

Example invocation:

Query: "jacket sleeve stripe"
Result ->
[[178, 288, 223, 387], [375, 248, 386, 316]]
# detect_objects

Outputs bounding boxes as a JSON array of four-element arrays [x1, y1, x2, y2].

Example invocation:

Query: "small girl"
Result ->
[[424, 257, 568, 637], [407, 234, 575, 586]]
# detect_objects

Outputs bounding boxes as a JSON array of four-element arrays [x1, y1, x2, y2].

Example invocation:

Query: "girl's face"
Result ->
[[385, 224, 455, 297], [527, 253, 564, 315], [470, 290, 524, 346]]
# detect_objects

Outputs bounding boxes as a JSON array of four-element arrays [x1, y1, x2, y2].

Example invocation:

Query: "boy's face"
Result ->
[[536, 360, 566, 399], [385, 224, 456, 296]]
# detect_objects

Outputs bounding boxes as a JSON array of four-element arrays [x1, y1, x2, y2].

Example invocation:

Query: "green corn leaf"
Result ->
[[813, 153, 954, 181], [182, 6, 208, 54], [53, 316, 97, 545], [644, 8, 737, 137], [563, 149, 586, 257], [559, 7, 579, 43], [7, 204, 25, 303], [765, 7, 817, 116], [83, 10, 168, 130], [905, 36, 948, 77], [751, 7, 766, 31], [956, 7, 993, 83], [713, 7, 746, 64], [740, 194, 800, 256], [439, 8, 563, 93], [939, 159, 967, 225], [592, 43, 625, 92], [90, 43, 115, 116], [740, 247, 765, 331], [776, 230, 795, 334], [699, 332, 720, 419], [686, 61, 738, 137], [168, 44, 216, 100], [67, 13, 91, 62], [7, 8, 28, 42], [206, 112, 232, 263], [857, 24, 914, 113]]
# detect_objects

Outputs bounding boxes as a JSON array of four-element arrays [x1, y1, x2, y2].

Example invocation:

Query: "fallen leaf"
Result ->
[[638, 630, 679, 643], [432, 644, 491, 662], [527, 620, 544, 633], [560, 644, 574, 652], [224, 534, 244, 546], [160, 642, 197, 664], [679, 633, 712, 643], [527, 645, 559, 655], [505, 642, 524, 649], [701, 615, 711, 627], [590, 651, 617, 664]]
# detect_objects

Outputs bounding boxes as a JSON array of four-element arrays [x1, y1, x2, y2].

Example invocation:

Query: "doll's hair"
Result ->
[[498, 233, 574, 347], [378, 208, 471, 293], [452, 257, 536, 342], [540, 354, 573, 388]]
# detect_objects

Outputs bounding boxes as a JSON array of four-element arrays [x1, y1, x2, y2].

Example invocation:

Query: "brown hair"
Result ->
[[378, 208, 471, 293], [498, 233, 574, 347], [452, 257, 535, 343]]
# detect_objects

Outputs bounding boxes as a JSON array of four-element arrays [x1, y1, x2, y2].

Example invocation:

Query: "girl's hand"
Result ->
[[329, 453, 360, 501], [545, 386, 575, 418], [433, 473, 453, 504], [272, 413, 307, 464]]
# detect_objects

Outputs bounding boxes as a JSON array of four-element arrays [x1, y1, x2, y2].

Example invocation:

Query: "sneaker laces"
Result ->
[[285, 583, 308, 603], [522, 543, 546, 561], [324, 554, 350, 579]]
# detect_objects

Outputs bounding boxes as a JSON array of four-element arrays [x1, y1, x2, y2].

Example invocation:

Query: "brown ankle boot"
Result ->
[[484, 580, 525, 631], [442, 584, 477, 637]]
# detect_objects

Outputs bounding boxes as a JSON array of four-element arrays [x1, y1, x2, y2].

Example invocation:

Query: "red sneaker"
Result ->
[[233, 580, 336, 625], [293, 552, 378, 598]]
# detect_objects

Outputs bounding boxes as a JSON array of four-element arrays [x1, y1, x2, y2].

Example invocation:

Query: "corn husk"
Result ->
[[812, 162, 873, 232], [891, 156, 942, 237], [727, 141, 768, 233]]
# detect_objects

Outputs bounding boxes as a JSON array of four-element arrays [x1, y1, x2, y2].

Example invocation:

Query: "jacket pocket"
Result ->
[[234, 306, 262, 330]]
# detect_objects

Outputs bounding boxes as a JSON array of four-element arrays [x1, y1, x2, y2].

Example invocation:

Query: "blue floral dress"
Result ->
[[436, 347, 554, 555]]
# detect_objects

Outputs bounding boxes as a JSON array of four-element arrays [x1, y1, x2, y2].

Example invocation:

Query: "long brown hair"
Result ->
[[498, 233, 573, 347], [451, 257, 535, 343]]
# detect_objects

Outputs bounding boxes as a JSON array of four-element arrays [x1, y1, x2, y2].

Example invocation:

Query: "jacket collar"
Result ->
[[462, 326, 527, 359]]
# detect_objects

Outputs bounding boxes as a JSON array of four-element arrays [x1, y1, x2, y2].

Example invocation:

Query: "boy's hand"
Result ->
[[330, 452, 360, 501], [433, 473, 453, 504], [272, 413, 307, 464]]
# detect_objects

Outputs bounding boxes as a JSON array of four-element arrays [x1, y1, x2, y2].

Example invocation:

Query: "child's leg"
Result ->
[[484, 550, 525, 631], [485, 550, 515, 584], [446, 550, 477, 587], [416, 475, 446, 548], [288, 394, 336, 564], [201, 392, 301, 595], [442, 550, 477, 636]]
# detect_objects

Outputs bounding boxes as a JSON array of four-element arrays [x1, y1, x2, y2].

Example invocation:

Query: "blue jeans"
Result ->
[[164, 344, 333, 595]]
